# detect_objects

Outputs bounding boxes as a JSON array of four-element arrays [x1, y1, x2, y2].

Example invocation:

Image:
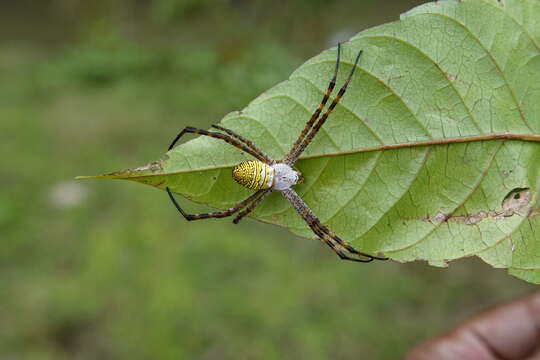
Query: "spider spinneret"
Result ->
[[165, 43, 388, 263]]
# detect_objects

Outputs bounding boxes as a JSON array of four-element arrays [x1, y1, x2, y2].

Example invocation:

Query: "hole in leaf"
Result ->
[[502, 188, 532, 213]]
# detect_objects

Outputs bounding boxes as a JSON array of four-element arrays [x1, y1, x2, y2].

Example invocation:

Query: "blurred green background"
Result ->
[[1, 0, 536, 359]]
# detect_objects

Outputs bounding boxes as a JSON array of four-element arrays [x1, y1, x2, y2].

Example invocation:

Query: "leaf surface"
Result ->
[[84, 0, 540, 283]]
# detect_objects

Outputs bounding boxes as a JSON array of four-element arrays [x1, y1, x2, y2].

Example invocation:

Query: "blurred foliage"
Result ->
[[149, 0, 227, 23], [0, 0, 536, 359]]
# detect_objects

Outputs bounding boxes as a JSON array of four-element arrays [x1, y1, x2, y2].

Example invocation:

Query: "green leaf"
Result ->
[[81, 0, 540, 284]]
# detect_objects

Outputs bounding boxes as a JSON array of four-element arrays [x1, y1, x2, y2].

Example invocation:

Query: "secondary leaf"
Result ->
[[83, 0, 540, 283]]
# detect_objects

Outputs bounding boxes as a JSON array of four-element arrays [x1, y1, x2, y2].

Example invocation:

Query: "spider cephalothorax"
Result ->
[[166, 43, 387, 263]]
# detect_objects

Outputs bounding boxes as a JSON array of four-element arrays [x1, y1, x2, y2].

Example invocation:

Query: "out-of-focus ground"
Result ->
[[0, 1, 536, 359]]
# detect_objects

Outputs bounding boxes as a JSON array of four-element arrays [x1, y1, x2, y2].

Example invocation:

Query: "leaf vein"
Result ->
[[253, 92, 342, 152], [298, 57, 435, 140], [478, 0, 540, 52], [387, 140, 505, 255], [423, 12, 535, 133], [292, 74, 387, 145]]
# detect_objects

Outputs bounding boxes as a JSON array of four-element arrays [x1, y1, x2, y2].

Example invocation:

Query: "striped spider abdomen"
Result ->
[[232, 160, 274, 190]]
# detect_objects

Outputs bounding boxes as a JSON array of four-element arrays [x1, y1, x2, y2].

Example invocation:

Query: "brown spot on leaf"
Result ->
[[131, 161, 163, 172], [423, 188, 534, 225], [529, 207, 540, 217], [387, 74, 405, 83], [501, 170, 512, 178], [502, 188, 532, 215], [445, 72, 458, 81]]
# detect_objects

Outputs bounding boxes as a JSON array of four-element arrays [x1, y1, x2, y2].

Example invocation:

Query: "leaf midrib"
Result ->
[[117, 134, 540, 179]]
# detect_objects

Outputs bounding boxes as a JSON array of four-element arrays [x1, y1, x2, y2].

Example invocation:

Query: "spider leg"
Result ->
[[310, 217, 388, 261], [287, 49, 364, 164], [166, 187, 266, 221], [284, 43, 341, 164], [293, 210, 375, 262], [319, 236, 374, 263], [211, 124, 273, 164], [281, 188, 387, 262], [233, 189, 272, 224], [168, 126, 268, 163]]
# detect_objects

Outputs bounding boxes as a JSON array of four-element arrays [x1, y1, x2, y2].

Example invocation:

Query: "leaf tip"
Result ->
[[74, 174, 117, 180], [75, 175, 92, 180], [76, 160, 165, 181]]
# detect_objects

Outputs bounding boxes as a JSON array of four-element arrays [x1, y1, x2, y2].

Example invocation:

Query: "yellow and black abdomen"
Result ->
[[232, 160, 274, 190]]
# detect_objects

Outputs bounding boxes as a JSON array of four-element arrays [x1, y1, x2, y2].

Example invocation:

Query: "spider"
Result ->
[[166, 43, 387, 263]]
